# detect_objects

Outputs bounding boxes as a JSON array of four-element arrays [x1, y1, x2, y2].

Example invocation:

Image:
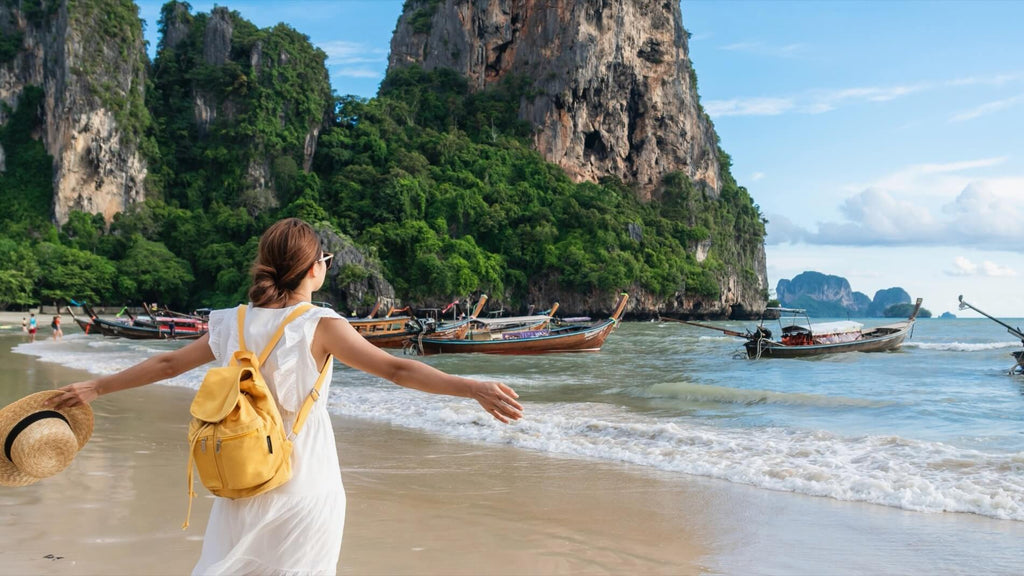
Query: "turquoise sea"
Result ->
[[13, 316, 1024, 572]]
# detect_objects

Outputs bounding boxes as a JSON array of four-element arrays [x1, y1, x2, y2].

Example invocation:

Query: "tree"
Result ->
[[33, 243, 118, 304], [116, 236, 195, 306]]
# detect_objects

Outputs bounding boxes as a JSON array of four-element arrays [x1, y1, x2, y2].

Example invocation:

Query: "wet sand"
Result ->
[[2, 327, 1023, 575]]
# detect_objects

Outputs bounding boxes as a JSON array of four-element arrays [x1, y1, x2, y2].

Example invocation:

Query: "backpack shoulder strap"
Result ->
[[257, 303, 315, 364], [236, 305, 248, 352], [290, 354, 332, 439]]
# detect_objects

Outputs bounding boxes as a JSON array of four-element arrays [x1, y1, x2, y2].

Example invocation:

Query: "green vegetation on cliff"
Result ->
[[146, 2, 332, 209], [0, 87, 53, 226], [315, 65, 764, 305], [68, 0, 153, 146]]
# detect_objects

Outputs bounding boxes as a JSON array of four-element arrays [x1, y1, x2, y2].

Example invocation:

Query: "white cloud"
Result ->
[[816, 85, 926, 104], [841, 157, 1007, 202], [945, 256, 1017, 277], [765, 214, 808, 244], [705, 72, 1024, 119], [703, 97, 794, 117], [947, 73, 1023, 87], [318, 40, 387, 65], [982, 261, 1018, 277], [331, 67, 383, 79], [750, 172, 765, 181], [915, 157, 1008, 173], [765, 164, 1024, 251], [318, 40, 388, 80], [718, 41, 806, 58], [947, 256, 978, 276], [705, 83, 925, 118], [950, 93, 1024, 122]]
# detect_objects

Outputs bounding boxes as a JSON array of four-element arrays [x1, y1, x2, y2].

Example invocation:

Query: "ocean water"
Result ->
[[13, 317, 1024, 524]]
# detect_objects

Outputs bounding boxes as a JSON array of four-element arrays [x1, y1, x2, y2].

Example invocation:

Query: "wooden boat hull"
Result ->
[[65, 305, 98, 335], [132, 318, 208, 336], [744, 323, 912, 359], [411, 293, 628, 355], [412, 318, 620, 355], [73, 318, 96, 334], [426, 320, 471, 340], [92, 317, 205, 340], [363, 330, 421, 349]]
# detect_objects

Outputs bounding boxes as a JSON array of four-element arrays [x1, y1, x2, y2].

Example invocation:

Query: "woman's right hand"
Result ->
[[471, 380, 523, 424]]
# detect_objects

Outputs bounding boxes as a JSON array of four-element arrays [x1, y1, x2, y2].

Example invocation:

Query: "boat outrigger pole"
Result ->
[[958, 295, 1024, 344], [659, 316, 748, 338]]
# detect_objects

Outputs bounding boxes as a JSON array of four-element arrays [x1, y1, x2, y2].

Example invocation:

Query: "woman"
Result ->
[[49, 218, 523, 574]]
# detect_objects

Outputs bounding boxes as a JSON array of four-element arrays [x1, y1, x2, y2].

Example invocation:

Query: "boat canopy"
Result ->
[[473, 314, 553, 328], [805, 320, 863, 336]]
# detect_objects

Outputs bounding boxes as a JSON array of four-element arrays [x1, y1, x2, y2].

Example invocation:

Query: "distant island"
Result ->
[[775, 271, 932, 318]]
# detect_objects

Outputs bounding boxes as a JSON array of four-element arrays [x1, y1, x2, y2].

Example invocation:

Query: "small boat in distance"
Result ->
[[665, 298, 923, 359], [957, 295, 1024, 375]]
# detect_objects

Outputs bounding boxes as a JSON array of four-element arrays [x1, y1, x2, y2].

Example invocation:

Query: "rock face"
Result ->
[[314, 224, 397, 314], [776, 271, 913, 318], [777, 271, 866, 315], [157, 4, 330, 210], [867, 287, 911, 317], [389, 0, 721, 199], [0, 0, 148, 224]]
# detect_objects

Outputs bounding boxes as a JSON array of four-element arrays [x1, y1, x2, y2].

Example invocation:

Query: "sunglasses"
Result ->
[[317, 252, 334, 270]]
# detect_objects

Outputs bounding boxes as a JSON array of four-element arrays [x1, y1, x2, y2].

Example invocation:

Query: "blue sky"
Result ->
[[136, 1, 1024, 317]]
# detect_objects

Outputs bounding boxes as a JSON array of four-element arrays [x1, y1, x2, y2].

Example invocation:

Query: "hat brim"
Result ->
[[0, 391, 93, 486]]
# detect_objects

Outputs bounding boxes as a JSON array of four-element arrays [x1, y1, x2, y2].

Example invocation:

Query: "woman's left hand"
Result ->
[[48, 381, 102, 410], [472, 381, 523, 424]]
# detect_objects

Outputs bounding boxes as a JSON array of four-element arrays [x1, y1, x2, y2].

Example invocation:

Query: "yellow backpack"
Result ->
[[183, 304, 331, 528]]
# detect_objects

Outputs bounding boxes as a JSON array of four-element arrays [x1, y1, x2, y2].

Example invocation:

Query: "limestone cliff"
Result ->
[[389, 0, 721, 199], [776, 271, 916, 318], [389, 0, 767, 318], [0, 0, 148, 224], [154, 3, 332, 212]]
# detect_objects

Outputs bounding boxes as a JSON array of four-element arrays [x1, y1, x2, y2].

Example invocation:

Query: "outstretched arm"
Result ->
[[50, 334, 216, 409], [312, 318, 523, 423]]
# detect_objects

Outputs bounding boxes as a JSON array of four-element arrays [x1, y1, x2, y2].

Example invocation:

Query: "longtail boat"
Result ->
[[665, 298, 923, 359], [348, 305, 424, 348], [134, 302, 209, 337], [65, 305, 97, 334], [462, 302, 560, 339], [85, 304, 206, 340], [957, 295, 1024, 375], [421, 295, 490, 340], [410, 293, 629, 355]]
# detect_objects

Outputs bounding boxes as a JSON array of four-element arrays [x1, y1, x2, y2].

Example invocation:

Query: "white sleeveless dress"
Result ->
[[193, 304, 347, 576]]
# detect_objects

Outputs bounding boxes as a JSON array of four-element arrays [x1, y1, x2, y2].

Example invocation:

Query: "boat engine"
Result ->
[[753, 326, 772, 341]]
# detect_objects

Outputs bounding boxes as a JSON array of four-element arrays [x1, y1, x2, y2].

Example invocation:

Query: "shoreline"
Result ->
[[3, 332, 1023, 575]]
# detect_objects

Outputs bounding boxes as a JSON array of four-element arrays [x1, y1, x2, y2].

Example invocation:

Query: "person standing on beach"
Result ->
[[28, 314, 36, 342], [21, 317, 27, 333], [51, 315, 63, 340], [49, 217, 523, 575]]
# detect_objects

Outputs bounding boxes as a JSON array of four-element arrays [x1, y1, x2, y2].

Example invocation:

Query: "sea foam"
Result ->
[[15, 334, 1024, 522]]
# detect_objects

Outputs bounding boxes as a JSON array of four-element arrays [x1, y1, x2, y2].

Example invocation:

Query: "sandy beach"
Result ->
[[2, 320, 1023, 575], [0, 325, 705, 575]]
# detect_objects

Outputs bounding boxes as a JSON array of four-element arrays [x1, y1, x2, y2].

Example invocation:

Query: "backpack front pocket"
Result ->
[[215, 427, 283, 490]]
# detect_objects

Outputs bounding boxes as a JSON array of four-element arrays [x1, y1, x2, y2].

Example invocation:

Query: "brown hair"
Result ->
[[248, 218, 321, 307]]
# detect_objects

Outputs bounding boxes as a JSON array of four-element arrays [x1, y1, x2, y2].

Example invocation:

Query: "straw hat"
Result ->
[[0, 391, 93, 487]]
